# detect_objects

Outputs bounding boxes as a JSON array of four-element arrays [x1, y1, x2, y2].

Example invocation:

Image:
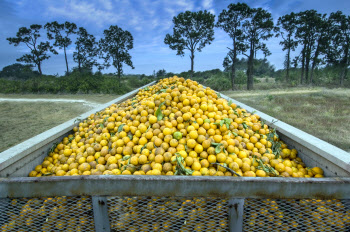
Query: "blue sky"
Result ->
[[1, 0, 350, 75]]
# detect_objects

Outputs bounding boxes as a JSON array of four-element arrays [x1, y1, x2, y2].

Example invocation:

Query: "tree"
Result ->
[[164, 10, 215, 76], [254, 58, 275, 77], [156, 69, 167, 78], [295, 10, 324, 84], [99, 25, 134, 83], [223, 57, 275, 78], [0, 63, 39, 80], [7, 24, 57, 75], [223, 53, 233, 72], [309, 14, 330, 85], [74, 27, 99, 73], [166, 72, 175, 78], [276, 12, 298, 82], [242, 8, 274, 90], [217, 3, 250, 89], [45, 21, 77, 74], [327, 11, 350, 86]]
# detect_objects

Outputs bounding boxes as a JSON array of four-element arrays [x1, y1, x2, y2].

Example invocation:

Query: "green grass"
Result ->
[[0, 93, 119, 103], [0, 94, 119, 153], [223, 87, 350, 152]]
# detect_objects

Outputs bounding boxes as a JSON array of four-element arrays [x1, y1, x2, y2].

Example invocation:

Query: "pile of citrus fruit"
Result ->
[[29, 76, 324, 178]]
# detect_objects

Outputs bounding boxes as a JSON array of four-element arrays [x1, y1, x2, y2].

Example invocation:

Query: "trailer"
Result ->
[[0, 81, 349, 232]]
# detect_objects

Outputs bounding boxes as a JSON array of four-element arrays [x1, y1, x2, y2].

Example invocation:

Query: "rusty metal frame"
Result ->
[[0, 175, 350, 199]]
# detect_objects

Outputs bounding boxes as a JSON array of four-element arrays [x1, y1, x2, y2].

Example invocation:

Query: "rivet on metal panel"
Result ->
[[92, 196, 111, 232], [228, 198, 244, 232]]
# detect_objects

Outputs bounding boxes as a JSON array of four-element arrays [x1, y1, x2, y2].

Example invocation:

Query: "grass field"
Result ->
[[0, 94, 118, 153], [223, 87, 350, 152], [0, 93, 119, 103]]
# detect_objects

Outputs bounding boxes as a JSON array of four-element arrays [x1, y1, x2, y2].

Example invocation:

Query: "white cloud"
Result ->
[[202, 0, 213, 9], [175, 0, 194, 11], [129, 14, 141, 26], [46, 0, 123, 27], [161, 20, 173, 31], [165, 7, 176, 17], [134, 26, 143, 31], [99, 0, 112, 9], [201, 0, 215, 14], [151, 18, 160, 29]]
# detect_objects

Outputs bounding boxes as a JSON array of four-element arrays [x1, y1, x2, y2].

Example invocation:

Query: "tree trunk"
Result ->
[[230, 38, 237, 90], [231, 56, 236, 90], [340, 48, 349, 86], [190, 50, 194, 77], [117, 66, 121, 85], [301, 46, 306, 84], [247, 45, 254, 90], [64, 46, 69, 74], [343, 64, 348, 86], [310, 43, 321, 86], [37, 62, 42, 75], [305, 58, 309, 84], [305, 44, 311, 84], [340, 60, 348, 86], [340, 65, 345, 86], [77, 47, 81, 73], [286, 48, 290, 82]]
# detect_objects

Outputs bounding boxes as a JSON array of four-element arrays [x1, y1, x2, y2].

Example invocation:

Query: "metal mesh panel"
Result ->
[[243, 198, 350, 232], [107, 196, 229, 232], [0, 196, 94, 232]]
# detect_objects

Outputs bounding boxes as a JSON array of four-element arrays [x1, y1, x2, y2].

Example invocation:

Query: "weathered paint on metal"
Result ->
[[0, 176, 349, 199], [92, 196, 111, 232], [228, 198, 244, 232]]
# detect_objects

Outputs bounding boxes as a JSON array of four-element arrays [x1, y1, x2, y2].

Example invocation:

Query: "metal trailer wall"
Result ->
[[0, 80, 350, 232], [0, 81, 156, 177], [0, 176, 350, 232], [218, 92, 350, 177], [1, 80, 349, 177]]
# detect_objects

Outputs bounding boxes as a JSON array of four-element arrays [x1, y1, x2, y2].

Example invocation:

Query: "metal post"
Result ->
[[228, 198, 244, 232], [92, 196, 111, 232]]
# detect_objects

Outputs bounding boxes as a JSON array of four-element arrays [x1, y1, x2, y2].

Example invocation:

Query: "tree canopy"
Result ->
[[327, 11, 350, 85], [276, 12, 299, 82], [156, 69, 167, 78], [45, 21, 77, 74], [99, 25, 134, 82], [7, 24, 57, 75], [0, 63, 39, 80], [164, 10, 215, 75], [294, 10, 328, 84], [217, 2, 250, 89], [3, 6, 350, 87], [242, 7, 274, 90], [74, 27, 99, 73]]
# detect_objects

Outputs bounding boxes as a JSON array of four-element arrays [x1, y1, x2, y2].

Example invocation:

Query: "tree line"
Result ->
[[7, 23, 134, 83], [6, 2, 350, 90], [164, 3, 349, 89]]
